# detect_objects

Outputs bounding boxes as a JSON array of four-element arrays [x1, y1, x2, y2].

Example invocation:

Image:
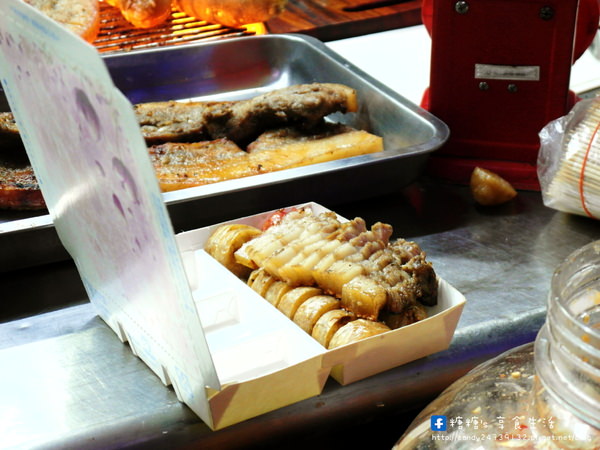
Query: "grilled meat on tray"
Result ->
[[0, 83, 372, 209], [150, 123, 382, 192], [135, 100, 224, 145], [205, 208, 437, 346], [201, 83, 358, 146], [1, 83, 358, 149], [138, 83, 358, 146], [0, 148, 44, 210]]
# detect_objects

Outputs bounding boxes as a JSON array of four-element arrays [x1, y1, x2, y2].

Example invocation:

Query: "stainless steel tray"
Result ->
[[0, 34, 448, 272]]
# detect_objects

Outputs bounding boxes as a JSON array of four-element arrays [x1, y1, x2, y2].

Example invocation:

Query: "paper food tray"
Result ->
[[174, 202, 466, 428]]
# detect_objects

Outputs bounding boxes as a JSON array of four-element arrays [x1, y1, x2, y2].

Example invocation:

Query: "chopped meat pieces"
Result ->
[[235, 209, 438, 320]]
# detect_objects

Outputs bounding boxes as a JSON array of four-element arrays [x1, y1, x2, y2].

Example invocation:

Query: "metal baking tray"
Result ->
[[0, 33, 448, 272]]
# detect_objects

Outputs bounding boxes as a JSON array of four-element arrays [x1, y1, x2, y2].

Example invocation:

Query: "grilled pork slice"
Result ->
[[203, 83, 358, 146], [0, 83, 369, 210], [0, 149, 44, 210], [149, 124, 383, 192], [340, 275, 387, 321], [135, 101, 221, 145], [149, 138, 249, 191], [1, 83, 359, 148], [235, 210, 437, 320], [143, 93, 366, 151], [121, 83, 359, 147], [236, 209, 391, 289], [0, 123, 382, 209]]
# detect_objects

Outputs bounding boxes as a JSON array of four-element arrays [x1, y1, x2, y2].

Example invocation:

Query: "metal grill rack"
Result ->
[[93, 3, 261, 54]]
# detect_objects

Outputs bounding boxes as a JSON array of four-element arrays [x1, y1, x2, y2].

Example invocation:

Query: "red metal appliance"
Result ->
[[421, 0, 599, 190]]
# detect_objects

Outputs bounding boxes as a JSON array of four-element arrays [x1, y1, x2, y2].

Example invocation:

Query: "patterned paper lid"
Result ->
[[0, 0, 220, 416]]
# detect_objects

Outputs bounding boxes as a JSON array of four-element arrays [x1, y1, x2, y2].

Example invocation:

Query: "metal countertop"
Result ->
[[1, 178, 599, 449]]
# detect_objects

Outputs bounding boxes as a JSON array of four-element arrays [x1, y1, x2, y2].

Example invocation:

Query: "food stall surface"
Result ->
[[2, 177, 600, 449], [1, 25, 600, 449]]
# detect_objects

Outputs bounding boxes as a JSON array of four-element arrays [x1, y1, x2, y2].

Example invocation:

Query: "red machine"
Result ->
[[422, 0, 599, 190]]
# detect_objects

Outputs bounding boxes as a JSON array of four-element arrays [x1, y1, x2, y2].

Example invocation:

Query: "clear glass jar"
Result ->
[[394, 240, 600, 449]]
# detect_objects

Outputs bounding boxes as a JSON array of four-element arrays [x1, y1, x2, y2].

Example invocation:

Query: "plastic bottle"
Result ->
[[394, 240, 600, 449]]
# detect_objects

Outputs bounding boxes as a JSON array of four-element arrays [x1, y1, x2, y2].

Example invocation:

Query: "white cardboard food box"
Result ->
[[175, 202, 466, 429], [0, 0, 466, 431]]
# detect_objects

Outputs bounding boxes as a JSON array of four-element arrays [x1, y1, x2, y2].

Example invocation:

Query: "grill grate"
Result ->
[[93, 3, 263, 54]]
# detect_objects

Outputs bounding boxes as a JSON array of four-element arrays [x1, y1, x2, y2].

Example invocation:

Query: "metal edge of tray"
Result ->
[[0, 34, 449, 272]]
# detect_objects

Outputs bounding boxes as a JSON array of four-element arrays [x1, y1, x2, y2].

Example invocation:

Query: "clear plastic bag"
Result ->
[[537, 95, 600, 219]]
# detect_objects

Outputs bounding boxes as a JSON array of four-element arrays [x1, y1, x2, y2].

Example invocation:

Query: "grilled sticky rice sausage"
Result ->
[[311, 309, 356, 348], [204, 223, 262, 278], [292, 294, 340, 334], [277, 286, 323, 318], [328, 319, 391, 349], [247, 268, 277, 297]]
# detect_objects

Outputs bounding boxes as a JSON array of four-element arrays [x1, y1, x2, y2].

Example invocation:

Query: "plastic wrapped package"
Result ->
[[537, 95, 600, 218]]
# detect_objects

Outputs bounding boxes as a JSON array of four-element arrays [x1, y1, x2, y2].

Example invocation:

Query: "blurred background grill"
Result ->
[[93, 3, 264, 54], [93, 0, 424, 53]]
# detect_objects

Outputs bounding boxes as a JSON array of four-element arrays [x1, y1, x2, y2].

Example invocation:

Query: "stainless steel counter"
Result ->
[[1, 178, 599, 450]]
